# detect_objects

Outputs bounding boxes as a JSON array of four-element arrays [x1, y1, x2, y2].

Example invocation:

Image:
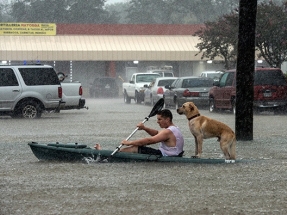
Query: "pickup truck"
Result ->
[[123, 73, 160, 104], [56, 73, 87, 112]]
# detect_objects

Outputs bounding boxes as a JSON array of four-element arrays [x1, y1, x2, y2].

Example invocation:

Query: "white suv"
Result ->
[[0, 64, 64, 118]]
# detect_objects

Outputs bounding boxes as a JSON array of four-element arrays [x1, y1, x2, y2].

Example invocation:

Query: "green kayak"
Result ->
[[28, 142, 238, 164]]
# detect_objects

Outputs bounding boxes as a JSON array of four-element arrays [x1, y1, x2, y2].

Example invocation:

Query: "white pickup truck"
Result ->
[[123, 73, 160, 104], [56, 73, 87, 112]]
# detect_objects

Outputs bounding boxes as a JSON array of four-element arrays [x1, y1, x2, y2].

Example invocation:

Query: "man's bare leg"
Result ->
[[120, 146, 139, 153], [94, 144, 138, 153]]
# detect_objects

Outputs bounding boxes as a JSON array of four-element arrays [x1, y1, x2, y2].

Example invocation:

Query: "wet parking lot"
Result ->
[[1, 98, 287, 215]]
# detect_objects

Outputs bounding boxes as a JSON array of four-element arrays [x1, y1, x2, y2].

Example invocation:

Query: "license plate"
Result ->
[[200, 92, 208, 97], [263, 92, 271, 97]]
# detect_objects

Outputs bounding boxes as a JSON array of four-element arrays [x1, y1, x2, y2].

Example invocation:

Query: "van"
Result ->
[[208, 68, 287, 114]]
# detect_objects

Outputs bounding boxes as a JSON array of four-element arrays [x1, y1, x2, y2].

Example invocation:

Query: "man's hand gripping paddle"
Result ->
[[110, 98, 164, 156]]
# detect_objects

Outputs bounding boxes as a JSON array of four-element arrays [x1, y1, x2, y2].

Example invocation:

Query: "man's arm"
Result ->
[[137, 123, 158, 136], [121, 129, 170, 146]]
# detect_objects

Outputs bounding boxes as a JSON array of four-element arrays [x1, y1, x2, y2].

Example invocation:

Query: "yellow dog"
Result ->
[[177, 102, 236, 162]]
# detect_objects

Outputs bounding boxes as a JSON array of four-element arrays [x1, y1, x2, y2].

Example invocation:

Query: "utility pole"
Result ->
[[235, 0, 257, 140]]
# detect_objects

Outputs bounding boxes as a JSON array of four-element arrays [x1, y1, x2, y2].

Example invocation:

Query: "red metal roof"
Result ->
[[56, 24, 204, 35]]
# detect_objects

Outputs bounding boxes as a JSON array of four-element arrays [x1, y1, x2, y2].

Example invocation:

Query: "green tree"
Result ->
[[0, 1, 13, 21], [10, 0, 69, 23], [125, 0, 239, 24], [105, 2, 128, 24], [67, 0, 113, 23], [28, 0, 69, 23], [0, 3, 4, 21], [194, 13, 238, 69], [8, 0, 241, 24], [194, 1, 287, 69], [9, 0, 116, 23], [191, 0, 238, 23], [10, 1, 29, 22], [125, 0, 166, 24], [256, 1, 287, 67]]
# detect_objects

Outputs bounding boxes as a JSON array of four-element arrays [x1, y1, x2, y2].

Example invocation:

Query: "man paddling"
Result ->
[[95, 109, 185, 157]]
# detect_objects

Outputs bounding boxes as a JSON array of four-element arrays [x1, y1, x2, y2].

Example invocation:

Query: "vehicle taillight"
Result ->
[[183, 89, 199, 97], [79, 86, 83, 95], [58, 87, 62, 98], [157, 87, 164, 94]]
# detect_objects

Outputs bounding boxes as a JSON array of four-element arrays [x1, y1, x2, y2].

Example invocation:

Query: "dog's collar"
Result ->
[[188, 114, 200, 121]]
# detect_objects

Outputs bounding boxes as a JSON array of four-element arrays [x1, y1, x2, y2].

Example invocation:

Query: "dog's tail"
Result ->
[[229, 135, 236, 160]]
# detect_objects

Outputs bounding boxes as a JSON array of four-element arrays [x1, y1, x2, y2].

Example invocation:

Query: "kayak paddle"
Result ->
[[110, 98, 165, 156]]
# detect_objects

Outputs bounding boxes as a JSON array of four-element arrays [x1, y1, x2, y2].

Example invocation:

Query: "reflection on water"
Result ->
[[83, 155, 109, 164]]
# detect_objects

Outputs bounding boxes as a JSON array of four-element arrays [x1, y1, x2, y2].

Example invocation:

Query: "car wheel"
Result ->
[[143, 96, 148, 105], [54, 107, 61, 113], [134, 92, 138, 103], [174, 100, 179, 110], [273, 106, 286, 115], [20, 101, 42, 118], [162, 96, 167, 108], [163, 102, 166, 109], [135, 92, 141, 104], [231, 100, 236, 115], [150, 95, 154, 106], [209, 99, 216, 113], [124, 91, 131, 104]]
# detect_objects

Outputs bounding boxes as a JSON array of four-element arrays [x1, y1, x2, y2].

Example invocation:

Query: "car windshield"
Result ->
[[207, 73, 223, 79], [136, 74, 160, 83], [157, 79, 176, 86], [254, 70, 287, 86], [182, 78, 213, 88]]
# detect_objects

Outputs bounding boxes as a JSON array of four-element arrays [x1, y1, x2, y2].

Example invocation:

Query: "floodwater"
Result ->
[[1, 98, 287, 215]]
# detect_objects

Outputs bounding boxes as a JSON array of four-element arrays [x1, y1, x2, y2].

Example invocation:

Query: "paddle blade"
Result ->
[[148, 98, 164, 117]]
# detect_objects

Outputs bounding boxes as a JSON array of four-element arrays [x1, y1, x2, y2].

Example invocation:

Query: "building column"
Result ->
[[107, 61, 116, 77]]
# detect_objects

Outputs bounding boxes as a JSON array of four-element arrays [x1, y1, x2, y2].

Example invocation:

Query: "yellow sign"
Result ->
[[0, 23, 56, 36]]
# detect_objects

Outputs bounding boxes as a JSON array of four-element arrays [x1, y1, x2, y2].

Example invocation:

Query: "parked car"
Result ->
[[143, 77, 178, 105], [163, 76, 214, 109], [208, 68, 287, 114], [89, 77, 119, 98], [200, 70, 224, 82]]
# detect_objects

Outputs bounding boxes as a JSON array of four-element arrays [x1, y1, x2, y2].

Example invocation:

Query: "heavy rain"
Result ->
[[1, 0, 287, 214], [1, 99, 287, 214]]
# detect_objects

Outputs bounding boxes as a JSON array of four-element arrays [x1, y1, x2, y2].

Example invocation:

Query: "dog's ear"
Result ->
[[189, 103, 194, 111]]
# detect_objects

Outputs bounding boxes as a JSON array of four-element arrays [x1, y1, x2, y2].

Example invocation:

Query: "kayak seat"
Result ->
[[178, 151, 184, 157]]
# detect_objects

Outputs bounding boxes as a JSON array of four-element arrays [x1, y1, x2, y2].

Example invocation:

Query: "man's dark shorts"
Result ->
[[138, 146, 162, 155]]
